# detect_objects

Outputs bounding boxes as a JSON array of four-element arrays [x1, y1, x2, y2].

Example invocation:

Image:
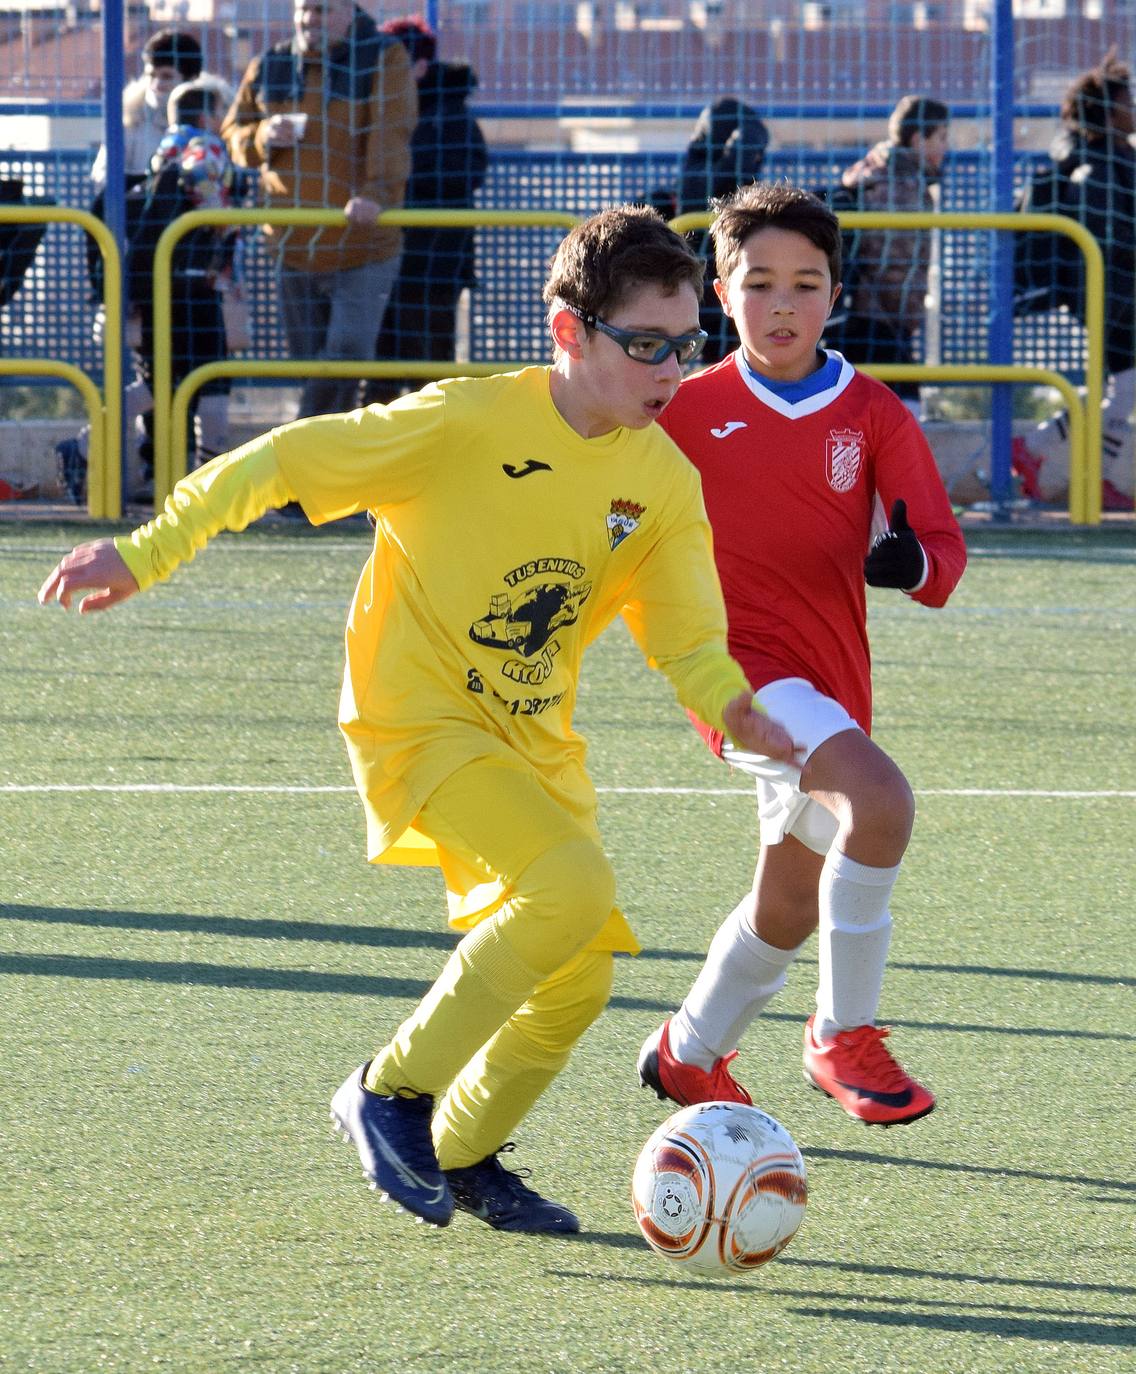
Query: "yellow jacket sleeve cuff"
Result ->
[[114, 438, 294, 592]]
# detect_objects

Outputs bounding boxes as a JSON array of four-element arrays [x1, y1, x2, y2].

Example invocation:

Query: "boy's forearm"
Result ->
[[656, 641, 753, 741], [114, 437, 294, 591]]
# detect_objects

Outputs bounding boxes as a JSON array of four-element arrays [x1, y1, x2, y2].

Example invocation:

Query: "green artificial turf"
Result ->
[[2, 520, 1134, 1373]]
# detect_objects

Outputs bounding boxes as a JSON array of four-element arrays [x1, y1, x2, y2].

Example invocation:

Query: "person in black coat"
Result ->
[[678, 98, 769, 364], [363, 17, 489, 406], [1013, 49, 1136, 507]]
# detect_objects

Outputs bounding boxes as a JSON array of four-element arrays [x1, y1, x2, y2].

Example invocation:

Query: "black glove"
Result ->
[[864, 499, 925, 591]]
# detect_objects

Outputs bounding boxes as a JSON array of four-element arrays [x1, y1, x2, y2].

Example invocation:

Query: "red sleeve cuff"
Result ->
[[686, 708, 725, 759]]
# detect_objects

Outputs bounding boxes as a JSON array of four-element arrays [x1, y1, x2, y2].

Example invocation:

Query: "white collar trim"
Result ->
[[732, 348, 856, 418]]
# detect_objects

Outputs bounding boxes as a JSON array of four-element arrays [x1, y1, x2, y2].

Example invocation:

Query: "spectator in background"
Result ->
[[58, 79, 239, 505], [1012, 50, 1136, 510], [221, 0, 417, 421], [361, 15, 488, 407], [826, 95, 950, 419], [90, 29, 207, 194], [86, 31, 227, 329], [677, 98, 769, 363]]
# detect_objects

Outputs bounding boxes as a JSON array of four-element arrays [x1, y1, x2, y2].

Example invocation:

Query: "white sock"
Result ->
[[814, 850, 899, 1043], [670, 897, 804, 1070]]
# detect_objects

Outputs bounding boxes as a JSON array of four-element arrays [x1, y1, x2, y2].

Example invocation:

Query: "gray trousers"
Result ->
[[277, 255, 400, 418]]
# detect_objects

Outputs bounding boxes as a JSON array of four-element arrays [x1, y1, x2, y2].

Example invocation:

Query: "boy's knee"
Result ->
[[530, 834, 616, 936], [841, 770, 916, 851], [501, 834, 617, 973]]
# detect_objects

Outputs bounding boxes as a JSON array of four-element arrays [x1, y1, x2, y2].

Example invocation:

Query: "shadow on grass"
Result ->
[[0, 951, 429, 1000], [637, 946, 1136, 990], [784, 1304, 1134, 1346], [801, 1144, 1134, 1196], [565, 1245, 1136, 1299], [7, 910, 1129, 995], [0, 903, 458, 951], [0, 917, 1129, 1044], [545, 1264, 1136, 1341]]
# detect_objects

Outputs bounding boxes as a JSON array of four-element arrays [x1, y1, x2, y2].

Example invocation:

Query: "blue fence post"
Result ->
[[988, 0, 1015, 518], [101, 0, 127, 512]]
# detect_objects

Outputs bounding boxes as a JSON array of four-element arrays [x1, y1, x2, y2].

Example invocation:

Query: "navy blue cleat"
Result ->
[[329, 1063, 453, 1227], [445, 1145, 580, 1234], [55, 438, 87, 506]]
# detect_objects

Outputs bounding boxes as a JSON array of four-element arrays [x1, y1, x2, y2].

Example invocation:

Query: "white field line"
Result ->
[[1, 783, 1134, 799]]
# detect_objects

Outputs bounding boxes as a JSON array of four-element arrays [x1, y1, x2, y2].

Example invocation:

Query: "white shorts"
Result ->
[[721, 677, 863, 855]]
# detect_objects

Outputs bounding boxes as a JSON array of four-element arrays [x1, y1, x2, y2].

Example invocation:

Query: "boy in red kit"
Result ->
[[638, 182, 966, 1126]]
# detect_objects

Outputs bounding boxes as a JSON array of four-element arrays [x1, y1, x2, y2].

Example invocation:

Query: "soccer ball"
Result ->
[[631, 1101, 807, 1276]]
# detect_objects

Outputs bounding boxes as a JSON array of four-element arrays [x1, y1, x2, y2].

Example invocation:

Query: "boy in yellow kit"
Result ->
[[38, 205, 798, 1235]]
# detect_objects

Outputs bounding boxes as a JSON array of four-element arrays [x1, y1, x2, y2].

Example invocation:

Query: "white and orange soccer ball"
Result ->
[[632, 1101, 808, 1276]]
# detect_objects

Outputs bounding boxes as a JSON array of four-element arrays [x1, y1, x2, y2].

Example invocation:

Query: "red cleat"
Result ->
[[1102, 479, 1134, 512], [637, 1019, 752, 1107], [1011, 436, 1045, 501], [802, 1017, 935, 1126]]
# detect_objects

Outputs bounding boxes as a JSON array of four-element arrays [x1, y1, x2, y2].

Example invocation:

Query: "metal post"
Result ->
[[100, 0, 127, 517], [988, 0, 1015, 519]]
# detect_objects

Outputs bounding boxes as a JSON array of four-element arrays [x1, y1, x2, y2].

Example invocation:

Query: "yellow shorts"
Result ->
[[376, 756, 640, 956]]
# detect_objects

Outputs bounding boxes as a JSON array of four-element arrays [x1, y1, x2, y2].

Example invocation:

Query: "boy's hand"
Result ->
[[38, 539, 140, 614], [864, 499, 926, 591], [722, 693, 805, 766], [344, 196, 382, 226]]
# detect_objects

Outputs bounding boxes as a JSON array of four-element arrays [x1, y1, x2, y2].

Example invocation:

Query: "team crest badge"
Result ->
[[826, 429, 864, 493], [606, 498, 646, 550]]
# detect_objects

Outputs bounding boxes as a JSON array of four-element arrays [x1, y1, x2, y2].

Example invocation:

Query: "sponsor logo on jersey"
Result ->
[[710, 421, 748, 439], [606, 497, 646, 550], [469, 572, 592, 685], [502, 458, 553, 479], [826, 428, 864, 492]]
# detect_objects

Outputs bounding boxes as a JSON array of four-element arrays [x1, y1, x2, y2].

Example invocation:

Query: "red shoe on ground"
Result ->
[[638, 1019, 752, 1107], [1010, 436, 1045, 500], [802, 1017, 935, 1126], [1101, 479, 1134, 512]]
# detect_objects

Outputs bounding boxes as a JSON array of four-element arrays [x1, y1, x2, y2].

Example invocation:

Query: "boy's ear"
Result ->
[[550, 306, 586, 359], [712, 277, 731, 317], [827, 281, 843, 316]]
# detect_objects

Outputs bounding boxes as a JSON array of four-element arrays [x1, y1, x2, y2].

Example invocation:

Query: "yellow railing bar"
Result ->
[[0, 359, 105, 505], [152, 208, 578, 505], [673, 210, 1105, 523], [153, 208, 1104, 521], [0, 206, 123, 517], [169, 361, 530, 483]]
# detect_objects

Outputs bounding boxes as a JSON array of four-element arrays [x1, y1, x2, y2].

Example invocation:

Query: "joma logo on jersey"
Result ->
[[826, 429, 864, 493], [607, 497, 646, 551]]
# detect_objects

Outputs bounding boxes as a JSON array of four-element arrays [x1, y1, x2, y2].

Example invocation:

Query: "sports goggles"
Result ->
[[567, 305, 708, 366]]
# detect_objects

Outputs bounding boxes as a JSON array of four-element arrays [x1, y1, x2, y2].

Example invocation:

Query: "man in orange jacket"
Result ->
[[222, 0, 417, 419]]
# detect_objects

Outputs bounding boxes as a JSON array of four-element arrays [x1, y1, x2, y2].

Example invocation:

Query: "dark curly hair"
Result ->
[[1061, 48, 1132, 139]]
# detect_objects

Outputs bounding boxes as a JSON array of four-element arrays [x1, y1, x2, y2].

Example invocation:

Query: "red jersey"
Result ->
[[659, 351, 966, 743]]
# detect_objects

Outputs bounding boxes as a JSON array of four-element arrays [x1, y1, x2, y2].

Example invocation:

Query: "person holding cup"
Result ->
[[222, 0, 417, 419]]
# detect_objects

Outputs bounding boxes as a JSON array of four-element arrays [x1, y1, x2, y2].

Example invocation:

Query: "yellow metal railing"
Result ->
[[674, 210, 1106, 524], [0, 359, 106, 503], [152, 208, 576, 504], [0, 206, 123, 516], [153, 208, 1105, 522]]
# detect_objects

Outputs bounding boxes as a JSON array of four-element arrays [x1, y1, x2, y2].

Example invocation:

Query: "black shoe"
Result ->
[[445, 1144, 579, 1234], [329, 1063, 453, 1227]]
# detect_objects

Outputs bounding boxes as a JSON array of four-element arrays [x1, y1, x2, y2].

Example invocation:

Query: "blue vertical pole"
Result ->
[[425, 1, 440, 35], [989, 0, 1015, 517], [101, 0, 127, 512]]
